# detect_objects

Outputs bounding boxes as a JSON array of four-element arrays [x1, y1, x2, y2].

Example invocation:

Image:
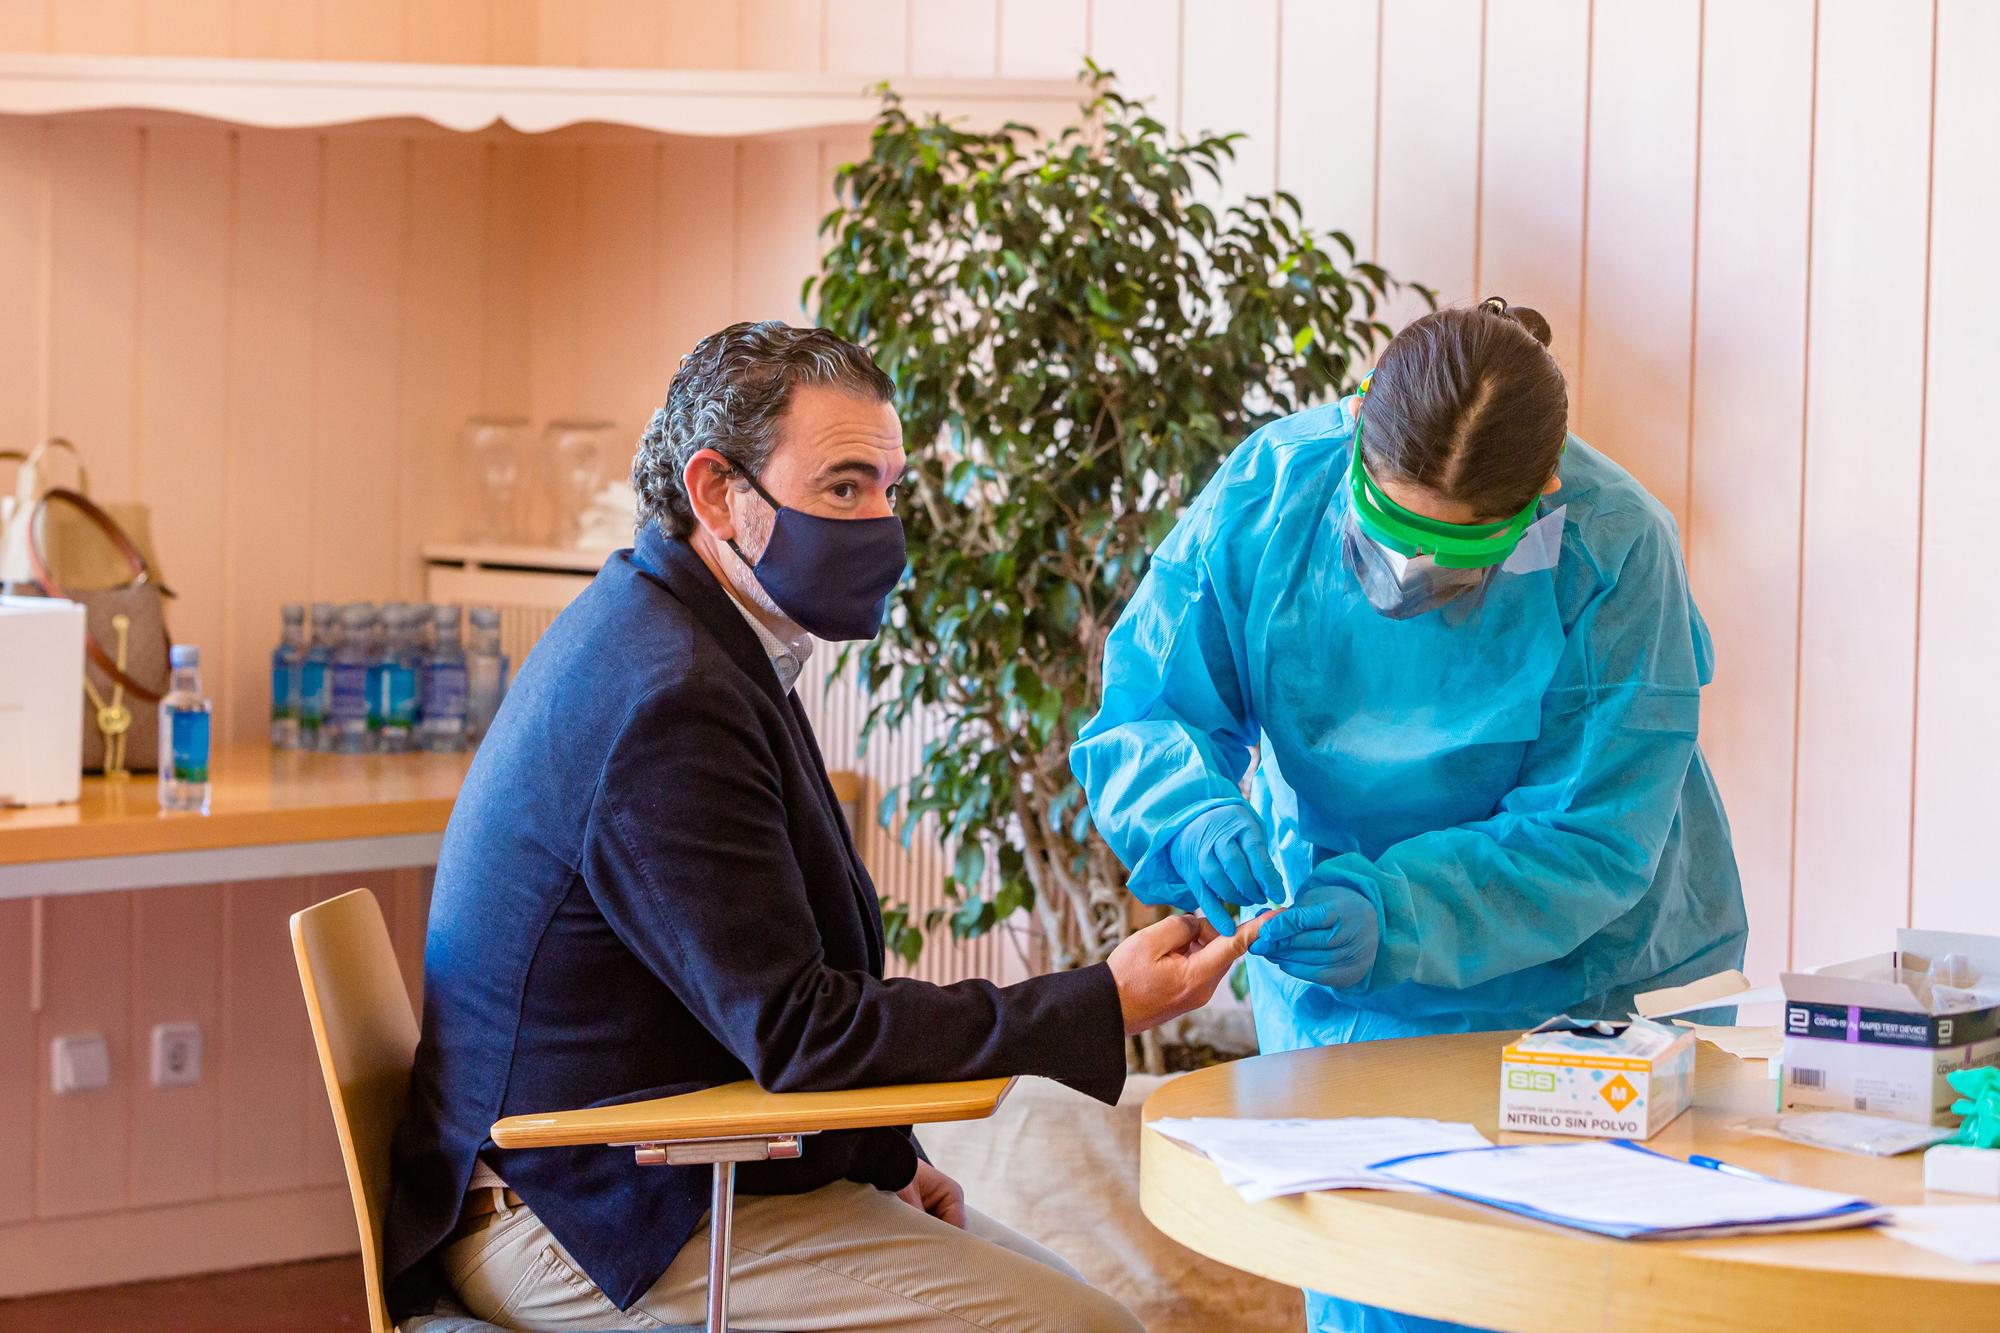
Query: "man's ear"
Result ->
[[684, 448, 739, 542]]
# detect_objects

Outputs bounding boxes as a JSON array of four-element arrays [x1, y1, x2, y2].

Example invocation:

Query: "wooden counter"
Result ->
[[0, 744, 470, 898]]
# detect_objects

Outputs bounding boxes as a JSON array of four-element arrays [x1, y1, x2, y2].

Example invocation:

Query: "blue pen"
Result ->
[[1689, 1154, 1776, 1183]]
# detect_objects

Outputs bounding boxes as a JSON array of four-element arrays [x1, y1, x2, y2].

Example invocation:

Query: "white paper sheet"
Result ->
[[1885, 1206, 2000, 1264], [1148, 1116, 1491, 1202], [1372, 1141, 1878, 1236]]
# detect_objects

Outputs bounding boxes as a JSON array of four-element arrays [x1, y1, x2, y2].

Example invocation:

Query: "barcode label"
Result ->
[[1790, 1067, 1826, 1089]]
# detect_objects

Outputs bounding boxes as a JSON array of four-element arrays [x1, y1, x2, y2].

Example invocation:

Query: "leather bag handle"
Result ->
[[27, 486, 165, 704]]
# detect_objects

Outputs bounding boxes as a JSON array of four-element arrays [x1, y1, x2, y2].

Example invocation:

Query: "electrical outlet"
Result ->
[[51, 1033, 110, 1095], [150, 1021, 202, 1088]]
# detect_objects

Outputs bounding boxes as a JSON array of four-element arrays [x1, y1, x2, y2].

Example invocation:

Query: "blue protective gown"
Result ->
[[1072, 397, 1747, 1333]]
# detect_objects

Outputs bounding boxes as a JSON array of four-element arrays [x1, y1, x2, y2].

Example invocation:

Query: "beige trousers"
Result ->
[[439, 1179, 1144, 1333]]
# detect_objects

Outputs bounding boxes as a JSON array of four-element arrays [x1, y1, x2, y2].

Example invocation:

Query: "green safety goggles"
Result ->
[[1347, 374, 1544, 571]]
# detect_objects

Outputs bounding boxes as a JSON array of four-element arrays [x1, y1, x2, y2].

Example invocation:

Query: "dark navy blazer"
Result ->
[[382, 525, 1127, 1314]]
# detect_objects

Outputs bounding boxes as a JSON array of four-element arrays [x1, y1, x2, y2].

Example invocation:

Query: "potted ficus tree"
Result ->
[[810, 67, 1423, 1071]]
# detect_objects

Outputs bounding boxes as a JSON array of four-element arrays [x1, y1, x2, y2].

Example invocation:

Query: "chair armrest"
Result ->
[[490, 1077, 1015, 1151]]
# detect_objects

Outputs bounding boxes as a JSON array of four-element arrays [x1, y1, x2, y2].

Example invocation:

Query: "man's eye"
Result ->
[[831, 482, 857, 500]]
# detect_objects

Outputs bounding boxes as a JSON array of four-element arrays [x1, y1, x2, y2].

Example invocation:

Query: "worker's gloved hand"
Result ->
[[1248, 868, 1381, 989], [1165, 804, 1285, 937]]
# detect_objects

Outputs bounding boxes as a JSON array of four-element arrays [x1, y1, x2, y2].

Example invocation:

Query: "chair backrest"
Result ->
[[292, 888, 421, 1333]]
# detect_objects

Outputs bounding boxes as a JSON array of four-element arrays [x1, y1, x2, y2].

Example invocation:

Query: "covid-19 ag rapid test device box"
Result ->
[[1499, 1017, 1695, 1139], [1780, 929, 2000, 1126]]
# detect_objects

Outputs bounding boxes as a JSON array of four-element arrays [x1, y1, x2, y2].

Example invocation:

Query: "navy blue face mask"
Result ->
[[725, 466, 907, 641]]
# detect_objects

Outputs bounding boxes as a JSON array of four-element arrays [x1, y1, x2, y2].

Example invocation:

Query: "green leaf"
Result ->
[[953, 840, 986, 888], [1229, 959, 1251, 1002]]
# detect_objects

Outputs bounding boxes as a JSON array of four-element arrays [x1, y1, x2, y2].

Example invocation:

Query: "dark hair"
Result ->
[[633, 320, 895, 538], [1358, 297, 1567, 518]]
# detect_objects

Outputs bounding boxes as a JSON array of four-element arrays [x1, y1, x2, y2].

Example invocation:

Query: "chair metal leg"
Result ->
[[707, 1160, 735, 1333]]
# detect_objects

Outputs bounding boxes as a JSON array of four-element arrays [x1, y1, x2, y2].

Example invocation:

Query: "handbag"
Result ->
[[25, 487, 174, 775], [2, 438, 165, 592]]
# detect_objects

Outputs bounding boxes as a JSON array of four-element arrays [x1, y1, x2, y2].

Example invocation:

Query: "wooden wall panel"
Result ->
[[737, 0, 821, 72], [34, 893, 131, 1216], [228, 0, 316, 59], [222, 130, 320, 746], [527, 145, 583, 461], [129, 883, 223, 1207], [313, 136, 406, 603], [658, 138, 741, 368], [1477, 0, 1587, 373], [581, 0, 661, 69], [1910, 0, 1997, 935], [407, 1, 491, 64], [47, 124, 141, 499], [1374, 0, 1482, 324], [482, 142, 536, 417], [576, 144, 663, 457], [52, 0, 141, 53], [1686, 0, 1815, 986], [0, 120, 47, 459], [1790, 0, 1934, 968], [135, 125, 232, 739], [1276, 0, 1378, 261], [0, 899, 33, 1225], [1088, 0, 1183, 126], [142, 0, 230, 56], [398, 138, 488, 587], [998, 0, 1083, 78], [658, 0, 740, 68], [732, 139, 823, 321], [217, 880, 308, 1195], [1574, 0, 1699, 523], [910, 0, 997, 78], [0, 1, 52, 51], [321, 0, 404, 61], [1181, 0, 1278, 201], [823, 0, 908, 77]]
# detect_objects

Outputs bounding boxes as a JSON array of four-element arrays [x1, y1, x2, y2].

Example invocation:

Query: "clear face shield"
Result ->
[[1341, 375, 1565, 619]]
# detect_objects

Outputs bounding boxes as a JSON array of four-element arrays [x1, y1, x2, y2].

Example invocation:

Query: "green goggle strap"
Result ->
[[1347, 400, 1541, 571]]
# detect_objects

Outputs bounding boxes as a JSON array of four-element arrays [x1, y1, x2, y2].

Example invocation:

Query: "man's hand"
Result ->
[[1108, 910, 1275, 1036], [895, 1159, 967, 1228]]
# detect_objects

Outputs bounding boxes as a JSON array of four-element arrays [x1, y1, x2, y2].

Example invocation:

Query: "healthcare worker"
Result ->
[[1072, 299, 1747, 1333]]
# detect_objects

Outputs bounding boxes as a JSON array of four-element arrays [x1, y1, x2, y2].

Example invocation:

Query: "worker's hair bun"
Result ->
[[1477, 295, 1554, 349]]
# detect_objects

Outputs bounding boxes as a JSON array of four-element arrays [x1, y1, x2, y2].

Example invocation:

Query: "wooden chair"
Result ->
[[295, 887, 1015, 1333]]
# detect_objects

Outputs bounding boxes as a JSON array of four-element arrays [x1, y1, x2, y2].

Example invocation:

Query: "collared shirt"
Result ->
[[724, 585, 815, 693]]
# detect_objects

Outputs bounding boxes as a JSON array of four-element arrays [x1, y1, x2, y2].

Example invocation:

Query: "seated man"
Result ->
[[384, 321, 1255, 1332]]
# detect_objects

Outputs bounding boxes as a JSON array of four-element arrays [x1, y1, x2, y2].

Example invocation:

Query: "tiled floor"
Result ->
[[0, 1256, 368, 1332]]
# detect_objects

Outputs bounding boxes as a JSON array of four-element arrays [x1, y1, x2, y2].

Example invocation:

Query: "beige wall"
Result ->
[[4, 0, 2000, 1293]]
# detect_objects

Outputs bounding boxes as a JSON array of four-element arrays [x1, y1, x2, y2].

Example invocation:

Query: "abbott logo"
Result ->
[[1787, 1009, 1810, 1034]]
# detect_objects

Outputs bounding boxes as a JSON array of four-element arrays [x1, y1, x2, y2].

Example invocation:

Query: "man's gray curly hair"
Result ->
[[633, 321, 895, 539]]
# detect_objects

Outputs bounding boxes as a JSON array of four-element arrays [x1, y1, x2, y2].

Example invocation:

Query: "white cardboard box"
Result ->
[[0, 595, 85, 807], [1780, 928, 2000, 1126], [1499, 1017, 1695, 1139]]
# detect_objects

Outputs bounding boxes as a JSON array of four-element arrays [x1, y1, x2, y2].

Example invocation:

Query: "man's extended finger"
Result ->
[[1142, 911, 1206, 955], [1185, 926, 1252, 989], [1232, 909, 1280, 956]]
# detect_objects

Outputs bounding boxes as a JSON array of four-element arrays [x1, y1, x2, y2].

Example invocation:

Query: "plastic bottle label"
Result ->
[[331, 662, 369, 722], [386, 665, 418, 727], [423, 662, 469, 719], [299, 661, 327, 723], [169, 711, 210, 783], [270, 663, 294, 721]]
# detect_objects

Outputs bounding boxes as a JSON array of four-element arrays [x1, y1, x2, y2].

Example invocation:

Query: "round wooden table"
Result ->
[[1140, 1032, 2000, 1331]]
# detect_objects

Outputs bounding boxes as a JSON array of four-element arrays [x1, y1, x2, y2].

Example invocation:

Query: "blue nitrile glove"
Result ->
[[1167, 804, 1285, 936], [1248, 868, 1381, 988]]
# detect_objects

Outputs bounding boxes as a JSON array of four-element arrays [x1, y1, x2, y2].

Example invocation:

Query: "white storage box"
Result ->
[[1781, 929, 2000, 1125], [0, 595, 86, 806]]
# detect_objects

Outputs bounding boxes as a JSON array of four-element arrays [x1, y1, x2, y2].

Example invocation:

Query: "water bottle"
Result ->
[[466, 606, 509, 744], [159, 645, 212, 813], [370, 605, 420, 752], [420, 604, 469, 753], [297, 603, 335, 750], [269, 603, 305, 749], [329, 603, 375, 754]]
